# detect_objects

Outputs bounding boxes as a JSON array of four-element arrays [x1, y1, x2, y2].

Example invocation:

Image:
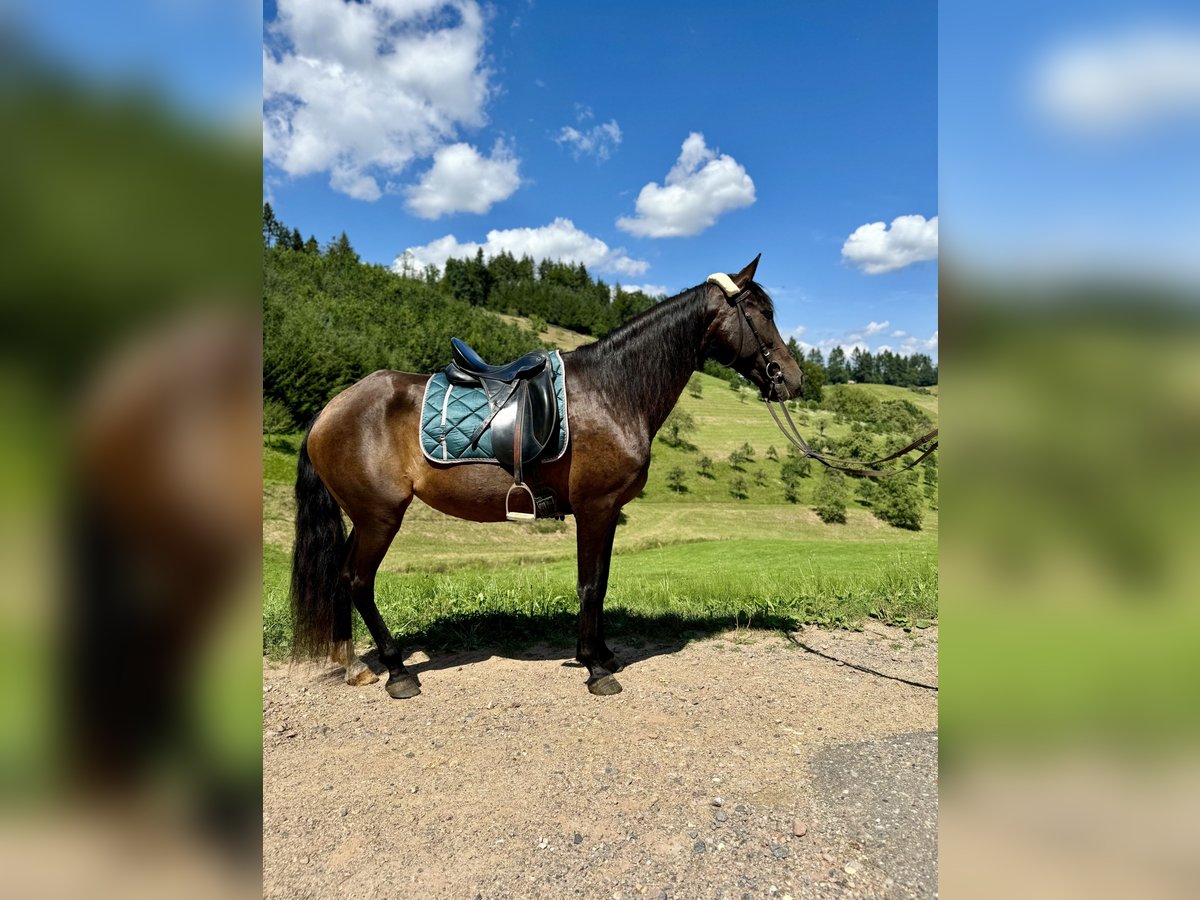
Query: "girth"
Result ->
[[443, 338, 562, 521]]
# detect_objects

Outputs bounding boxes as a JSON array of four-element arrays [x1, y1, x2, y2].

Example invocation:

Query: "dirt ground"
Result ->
[[263, 623, 938, 899]]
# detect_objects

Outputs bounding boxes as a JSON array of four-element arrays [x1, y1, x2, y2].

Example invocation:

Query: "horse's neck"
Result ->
[[641, 340, 701, 437], [577, 291, 714, 438]]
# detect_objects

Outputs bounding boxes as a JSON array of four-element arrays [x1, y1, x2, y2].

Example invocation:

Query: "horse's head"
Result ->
[[706, 254, 804, 401]]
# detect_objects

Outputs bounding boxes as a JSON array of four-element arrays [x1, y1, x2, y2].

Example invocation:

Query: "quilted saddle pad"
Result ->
[[419, 350, 569, 465]]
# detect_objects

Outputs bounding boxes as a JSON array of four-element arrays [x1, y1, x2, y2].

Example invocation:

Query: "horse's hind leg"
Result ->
[[347, 517, 422, 699], [332, 529, 378, 685]]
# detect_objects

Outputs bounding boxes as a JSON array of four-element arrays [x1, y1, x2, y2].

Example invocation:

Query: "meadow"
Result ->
[[263, 370, 937, 658]]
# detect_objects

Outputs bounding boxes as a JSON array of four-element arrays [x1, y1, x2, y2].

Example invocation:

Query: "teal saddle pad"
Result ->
[[419, 350, 569, 465]]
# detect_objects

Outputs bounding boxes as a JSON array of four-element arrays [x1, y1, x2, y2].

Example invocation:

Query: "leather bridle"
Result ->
[[717, 281, 939, 479]]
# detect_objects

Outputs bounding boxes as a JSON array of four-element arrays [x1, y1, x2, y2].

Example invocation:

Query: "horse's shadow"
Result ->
[[341, 609, 798, 680]]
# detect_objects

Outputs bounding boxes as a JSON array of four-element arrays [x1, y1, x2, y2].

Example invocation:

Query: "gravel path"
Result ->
[[264, 623, 937, 899]]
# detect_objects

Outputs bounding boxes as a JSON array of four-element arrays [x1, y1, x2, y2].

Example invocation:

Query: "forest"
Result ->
[[262, 204, 937, 429]]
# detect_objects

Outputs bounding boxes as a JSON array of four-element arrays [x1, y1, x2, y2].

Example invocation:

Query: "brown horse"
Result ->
[[291, 255, 802, 697]]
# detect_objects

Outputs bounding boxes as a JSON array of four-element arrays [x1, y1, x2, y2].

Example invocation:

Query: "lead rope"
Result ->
[[767, 398, 938, 478], [710, 278, 939, 479]]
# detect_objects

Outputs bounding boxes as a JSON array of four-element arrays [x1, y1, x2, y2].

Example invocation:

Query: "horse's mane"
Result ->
[[568, 284, 711, 423]]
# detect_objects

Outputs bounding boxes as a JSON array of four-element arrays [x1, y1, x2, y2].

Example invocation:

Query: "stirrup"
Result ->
[[505, 483, 537, 522]]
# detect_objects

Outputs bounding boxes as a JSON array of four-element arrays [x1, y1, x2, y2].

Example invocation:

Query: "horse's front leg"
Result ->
[[575, 502, 623, 695]]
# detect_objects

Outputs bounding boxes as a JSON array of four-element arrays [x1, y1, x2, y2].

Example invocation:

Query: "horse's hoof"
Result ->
[[599, 656, 624, 674], [385, 674, 422, 699], [346, 661, 379, 686], [587, 674, 623, 696]]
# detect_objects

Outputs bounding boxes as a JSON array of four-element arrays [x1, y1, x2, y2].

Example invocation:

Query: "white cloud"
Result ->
[[1032, 29, 1200, 135], [793, 327, 937, 361], [556, 119, 622, 161], [616, 132, 756, 238], [617, 284, 669, 297], [864, 320, 890, 336], [264, 0, 503, 202], [396, 218, 649, 277], [842, 215, 938, 274], [892, 329, 907, 337], [404, 141, 521, 218]]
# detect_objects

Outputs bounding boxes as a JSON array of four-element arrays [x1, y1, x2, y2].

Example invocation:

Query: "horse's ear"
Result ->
[[733, 253, 761, 287]]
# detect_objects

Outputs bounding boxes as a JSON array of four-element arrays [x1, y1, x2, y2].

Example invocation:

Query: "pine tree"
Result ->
[[826, 346, 849, 384], [262, 202, 278, 247], [328, 231, 359, 263], [851, 347, 877, 383], [800, 357, 825, 402]]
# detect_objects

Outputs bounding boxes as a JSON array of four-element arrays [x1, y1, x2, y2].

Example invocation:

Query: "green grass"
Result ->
[[263, 537, 936, 658], [263, 371, 938, 658], [495, 312, 597, 351]]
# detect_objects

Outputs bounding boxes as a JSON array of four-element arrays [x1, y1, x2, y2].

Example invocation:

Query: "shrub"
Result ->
[[263, 397, 296, 435], [666, 466, 687, 493], [871, 471, 924, 530], [781, 451, 811, 481], [783, 476, 800, 504], [813, 470, 848, 524], [727, 442, 756, 469], [660, 408, 697, 448], [820, 385, 883, 424]]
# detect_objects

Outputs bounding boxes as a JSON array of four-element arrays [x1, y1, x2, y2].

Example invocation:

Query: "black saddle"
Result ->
[[447, 338, 548, 382], [444, 338, 561, 521]]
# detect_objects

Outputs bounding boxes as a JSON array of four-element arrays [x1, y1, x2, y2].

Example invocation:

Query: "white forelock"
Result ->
[[706, 272, 741, 297]]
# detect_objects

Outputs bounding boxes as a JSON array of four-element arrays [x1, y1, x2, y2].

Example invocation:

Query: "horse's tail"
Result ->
[[290, 429, 346, 660]]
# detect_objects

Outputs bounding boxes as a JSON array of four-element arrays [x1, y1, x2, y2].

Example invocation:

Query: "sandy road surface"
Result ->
[[264, 624, 937, 899]]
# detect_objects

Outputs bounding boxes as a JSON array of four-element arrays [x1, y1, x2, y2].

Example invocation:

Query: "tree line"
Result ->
[[262, 203, 937, 427], [395, 246, 660, 338], [787, 339, 937, 389], [262, 205, 542, 427]]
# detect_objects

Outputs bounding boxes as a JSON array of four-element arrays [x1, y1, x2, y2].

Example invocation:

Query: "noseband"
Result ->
[[706, 274, 938, 478]]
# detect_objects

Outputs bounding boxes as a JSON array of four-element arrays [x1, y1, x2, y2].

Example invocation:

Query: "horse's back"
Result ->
[[306, 370, 426, 517]]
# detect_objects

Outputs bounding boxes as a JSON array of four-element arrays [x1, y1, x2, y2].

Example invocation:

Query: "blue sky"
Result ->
[[264, 0, 938, 360], [941, 1, 1200, 284], [12, 1, 261, 123], [10, 1, 938, 359]]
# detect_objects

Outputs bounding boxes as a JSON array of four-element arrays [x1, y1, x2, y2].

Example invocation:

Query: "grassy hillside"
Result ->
[[263, 359, 937, 656], [495, 312, 596, 351], [645, 375, 936, 504]]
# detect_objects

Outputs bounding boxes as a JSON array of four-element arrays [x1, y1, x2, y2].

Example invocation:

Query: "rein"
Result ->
[[711, 277, 939, 479]]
